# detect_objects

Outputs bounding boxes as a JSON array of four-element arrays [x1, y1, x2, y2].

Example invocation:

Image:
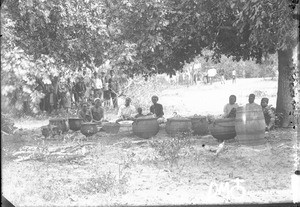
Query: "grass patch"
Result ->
[[149, 131, 195, 167]]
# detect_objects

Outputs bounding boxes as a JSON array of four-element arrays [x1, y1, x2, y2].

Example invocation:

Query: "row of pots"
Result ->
[[47, 106, 266, 146], [133, 106, 266, 146], [46, 116, 222, 139]]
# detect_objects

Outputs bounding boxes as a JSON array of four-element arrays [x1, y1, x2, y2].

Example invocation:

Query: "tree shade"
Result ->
[[2, 0, 299, 126]]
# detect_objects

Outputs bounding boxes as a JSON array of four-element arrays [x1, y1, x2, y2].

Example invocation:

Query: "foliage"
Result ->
[[123, 74, 171, 111], [150, 131, 194, 167], [1, 113, 17, 134], [184, 49, 278, 79], [2, 0, 298, 126], [113, 0, 298, 73]]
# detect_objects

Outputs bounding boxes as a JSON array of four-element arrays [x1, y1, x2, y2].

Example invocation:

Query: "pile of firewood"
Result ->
[[12, 143, 95, 163]]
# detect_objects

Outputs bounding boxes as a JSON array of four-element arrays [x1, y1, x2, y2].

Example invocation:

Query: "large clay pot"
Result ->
[[80, 123, 98, 137], [49, 118, 68, 133], [190, 116, 209, 135], [132, 117, 159, 139], [209, 118, 236, 141], [102, 122, 120, 134], [68, 118, 83, 131], [165, 117, 192, 136], [235, 105, 266, 146]]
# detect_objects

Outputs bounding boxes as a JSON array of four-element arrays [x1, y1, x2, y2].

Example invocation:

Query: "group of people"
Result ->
[[38, 70, 120, 114], [223, 94, 275, 131], [77, 95, 165, 124], [77, 91, 275, 133]]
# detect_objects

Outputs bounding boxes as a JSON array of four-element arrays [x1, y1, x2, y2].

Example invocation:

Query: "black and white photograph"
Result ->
[[1, 0, 300, 206]]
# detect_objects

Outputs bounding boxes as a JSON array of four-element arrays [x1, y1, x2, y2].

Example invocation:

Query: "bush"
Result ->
[[149, 131, 194, 167]]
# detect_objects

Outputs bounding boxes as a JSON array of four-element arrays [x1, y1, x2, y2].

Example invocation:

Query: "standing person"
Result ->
[[94, 72, 103, 99], [83, 70, 92, 102], [232, 69, 236, 84], [49, 86, 55, 114], [203, 70, 209, 84], [72, 78, 79, 107], [108, 70, 119, 109], [91, 98, 105, 123], [102, 72, 111, 108], [219, 68, 225, 84], [116, 97, 136, 123], [64, 89, 72, 114], [75, 76, 86, 103], [223, 95, 239, 118], [261, 98, 275, 131], [44, 84, 51, 113], [149, 95, 165, 123]]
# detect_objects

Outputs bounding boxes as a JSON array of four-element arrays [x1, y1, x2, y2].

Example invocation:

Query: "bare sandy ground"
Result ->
[[4, 77, 297, 206]]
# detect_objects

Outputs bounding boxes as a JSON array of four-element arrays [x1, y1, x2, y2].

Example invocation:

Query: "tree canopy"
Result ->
[[1, 0, 299, 125]]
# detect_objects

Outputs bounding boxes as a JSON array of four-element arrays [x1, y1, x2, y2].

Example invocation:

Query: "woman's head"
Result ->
[[229, 95, 236, 104], [261, 98, 269, 108], [152, 95, 159, 104]]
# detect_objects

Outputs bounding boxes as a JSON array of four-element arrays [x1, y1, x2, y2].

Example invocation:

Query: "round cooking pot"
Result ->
[[80, 123, 98, 137], [68, 118, 83, 131]]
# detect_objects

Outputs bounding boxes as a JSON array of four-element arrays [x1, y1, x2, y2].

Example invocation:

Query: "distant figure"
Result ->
[[78, 102, 92, 122], [91, 98, 104, 123], [108, 70, 119, 108], [203, 71, 209, 84], [63, 90, 72, 114], [75, 76, 86, 103], [219, 68, 225, 84], [149, 95, 165, 123], [232, 69, 236, 84], [207, 68, 217, 84], [135, 107, 144, 118], [116, 97, 136, 123], [49, 86, 57, 114], [83, 70, 92, 102], [223, 95, 239, 118], [102, 72, 111, 108], [94, 73, 103, 99], [261, 98, 275, 131]]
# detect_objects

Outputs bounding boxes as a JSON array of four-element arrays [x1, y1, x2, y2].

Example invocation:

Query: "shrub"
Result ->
[[150, 131, 194, 167]]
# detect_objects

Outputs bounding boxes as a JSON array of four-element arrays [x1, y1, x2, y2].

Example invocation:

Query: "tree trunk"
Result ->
[[276, 47, 295, 127]]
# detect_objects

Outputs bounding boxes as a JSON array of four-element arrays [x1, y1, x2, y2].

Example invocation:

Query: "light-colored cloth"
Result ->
[[157, 117, 165, 124], [245, 103, 262, 110], [84, 76, 92, 87], [95, 78, 103, 89], [208, 69, 217, 77], [118, 105, 136, 119], [223, 103, 239, 117], [232, 70, 236, 76], [64, 92, 72, 108]]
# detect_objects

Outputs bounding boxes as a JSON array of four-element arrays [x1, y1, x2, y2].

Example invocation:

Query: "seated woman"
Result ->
[[91, 98, 104, 123], [116, 97, 136, 123], [223, 95, 239, 118], [78, 102, 92, 122], [261, 98, 275, 131], [135, 107, 144, 118], [149, 95, 165, 123]]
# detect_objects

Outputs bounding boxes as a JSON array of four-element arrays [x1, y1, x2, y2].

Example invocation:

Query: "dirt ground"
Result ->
[[2, 78, 299, 206]]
